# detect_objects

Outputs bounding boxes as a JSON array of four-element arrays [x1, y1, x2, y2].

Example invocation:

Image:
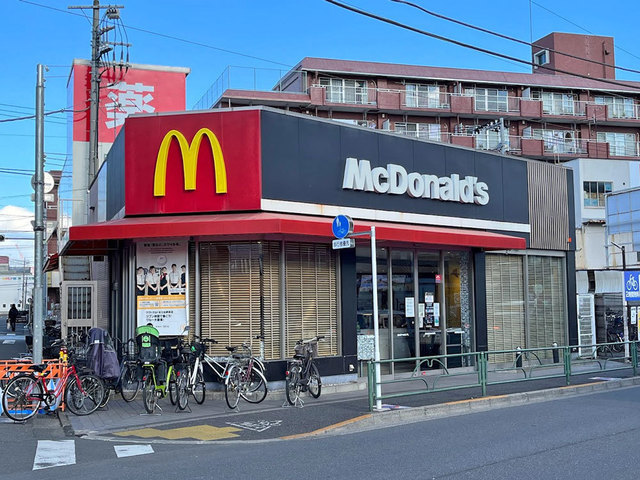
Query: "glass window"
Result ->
[[486, 254, 525, 363], [597, 132, 637, 156], [406, 84, 443, 108], [473, 88, 508, 112], [444, 251, 473, 364], [595, 96, 636, 119], [533, 91, 576, 115], [320, 77, 368, 104], [531, 129, 580, 154], [395, 122, 441, 141], [391, 250, 414, 370], [527, 256, 567, 356], [534, 50, 548, 66], [583, 181, 611, 207]]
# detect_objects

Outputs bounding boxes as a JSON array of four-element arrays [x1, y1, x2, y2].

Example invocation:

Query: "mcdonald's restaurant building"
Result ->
[[63, 106, 577, 380]]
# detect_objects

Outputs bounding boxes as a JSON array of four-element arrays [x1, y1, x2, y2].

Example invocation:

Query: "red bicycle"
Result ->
[[1, 344, 105, 422]]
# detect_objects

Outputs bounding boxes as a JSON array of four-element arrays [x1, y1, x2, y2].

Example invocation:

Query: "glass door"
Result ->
[[416, 252, 443, 367], [356, 247, 390, 373]]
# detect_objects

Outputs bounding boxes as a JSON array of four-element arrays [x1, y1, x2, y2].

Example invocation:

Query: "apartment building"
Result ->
[[200, 31, 640, 346]]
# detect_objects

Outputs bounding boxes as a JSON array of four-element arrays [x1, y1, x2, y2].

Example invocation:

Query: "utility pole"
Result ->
[[69, 1, 126, 187], [33, 64, 45, 364]]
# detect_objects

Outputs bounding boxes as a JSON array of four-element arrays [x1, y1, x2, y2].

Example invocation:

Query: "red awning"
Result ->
[[43, 253, 59, 272], [62, 212, 526, 255]]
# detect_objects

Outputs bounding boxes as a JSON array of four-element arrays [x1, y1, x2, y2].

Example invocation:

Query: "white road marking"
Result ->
[[226, 420, 283, 432], [33, 440, 76, 470], [2, 340, 15, 344], [114, 445, 154, 458]]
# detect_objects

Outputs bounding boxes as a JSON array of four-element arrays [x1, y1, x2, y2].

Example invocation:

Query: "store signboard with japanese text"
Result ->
[[136, 240, 188, 335], [70, 61, 188, 144]]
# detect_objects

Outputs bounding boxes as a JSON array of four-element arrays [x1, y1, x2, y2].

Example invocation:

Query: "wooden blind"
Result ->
[[526, 255, 567, 355], [486, 254, 525, 363], [284, 242, 339, 357], [199, 242, 281, 360]]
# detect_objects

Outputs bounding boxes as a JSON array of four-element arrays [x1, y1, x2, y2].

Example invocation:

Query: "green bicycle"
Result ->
[[136, 325, 188, 413]]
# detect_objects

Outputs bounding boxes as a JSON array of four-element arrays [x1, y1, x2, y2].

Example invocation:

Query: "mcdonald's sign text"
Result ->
[[125, 110, 262, 216]]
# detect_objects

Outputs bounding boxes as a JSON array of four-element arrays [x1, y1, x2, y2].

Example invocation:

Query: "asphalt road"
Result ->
[[2, 384, 640, 479]]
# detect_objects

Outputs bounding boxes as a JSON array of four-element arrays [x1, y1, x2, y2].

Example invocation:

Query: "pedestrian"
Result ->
[[8, 303, 18, 332]]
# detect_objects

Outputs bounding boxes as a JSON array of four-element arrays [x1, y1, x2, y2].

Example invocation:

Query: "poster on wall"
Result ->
[[136, 240, 188, 336]]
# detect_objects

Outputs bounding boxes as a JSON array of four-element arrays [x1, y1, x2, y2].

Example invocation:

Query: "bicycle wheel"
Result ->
[[120, 364, 140, 402], [242, 368, 267, 404], [308, 363, 321, 399], [168, 369, 178, 406], [176, 369, 189, 411], [65, 374, 105, 416], [2, 375, 41, 422], [224, 366, 241, 409], [142, 373, 157, 414], [285, 365, 302, 406], [99, 387, 112, 408], [192, 368, 206, 405]]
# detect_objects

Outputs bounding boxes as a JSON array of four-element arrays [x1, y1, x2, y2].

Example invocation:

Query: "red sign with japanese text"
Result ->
[[70, 61, 188, 144], [124, 110, 262, 216]]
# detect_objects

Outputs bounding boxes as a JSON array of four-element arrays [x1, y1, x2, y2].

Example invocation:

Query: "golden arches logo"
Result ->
[[153, 128, 228, 197]]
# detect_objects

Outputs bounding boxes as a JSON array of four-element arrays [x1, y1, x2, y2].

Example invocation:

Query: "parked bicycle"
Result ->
[[223, 339, 268, 409], [285, 336, 323, 406], [1, 340, 105, 422], [99, 338, 141, 407], [135, 325, 188, 413], [183, 335, 267, 409]]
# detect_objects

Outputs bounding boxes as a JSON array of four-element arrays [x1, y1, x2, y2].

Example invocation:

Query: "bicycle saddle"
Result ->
[[31, 364, 47, 372], [225, 346, 236, 352]]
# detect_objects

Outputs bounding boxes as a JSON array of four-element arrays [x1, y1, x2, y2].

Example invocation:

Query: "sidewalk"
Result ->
[[62, 360, 640, 443]]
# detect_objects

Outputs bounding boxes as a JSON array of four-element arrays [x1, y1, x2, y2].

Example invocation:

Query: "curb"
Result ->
[[326, 376, 640, 435], [57, 410, 75, 437]]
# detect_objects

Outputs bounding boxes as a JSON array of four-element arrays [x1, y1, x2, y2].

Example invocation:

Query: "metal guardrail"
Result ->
[[366, 341, 640, 411]]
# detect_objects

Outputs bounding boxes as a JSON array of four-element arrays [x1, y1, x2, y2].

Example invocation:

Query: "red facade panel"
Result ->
[[124, 110, 262, 216]]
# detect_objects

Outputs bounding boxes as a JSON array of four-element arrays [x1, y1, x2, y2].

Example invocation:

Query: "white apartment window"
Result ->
[[595, 96, 636, 119], [533, 91, 575, 115], [597, 132, 637, 156], [319, 78, 368, 104], [333, 118, 376, 128], [583, 181, 612, 207], [466, 87, 508, 112], [405, 84, 443, 108], [475, 130, 503, 150], [534, 50, 549, 66], [395, 122, 441, 141], [530, 129, 579, 154]]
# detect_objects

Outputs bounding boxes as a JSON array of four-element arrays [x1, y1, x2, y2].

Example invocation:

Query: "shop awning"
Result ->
[[43, 253, 59, 272], [62, 212, 526, 255]]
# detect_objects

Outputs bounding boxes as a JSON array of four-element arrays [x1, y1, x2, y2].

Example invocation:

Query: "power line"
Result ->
[[324, 0, 640, 92], [19, 0, 293, 68], [391, 0, 640, 77]]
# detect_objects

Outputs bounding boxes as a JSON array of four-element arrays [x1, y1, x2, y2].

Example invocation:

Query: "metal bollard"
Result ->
[[552, 342, 559, 363], [516, 346, 522, 367]]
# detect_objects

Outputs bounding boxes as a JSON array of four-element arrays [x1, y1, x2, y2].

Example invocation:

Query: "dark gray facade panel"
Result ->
[[566, 251, 578, 345], [260, 110, 530, 225], [106, 131, 125, 220], [473, 250, 488, 352]]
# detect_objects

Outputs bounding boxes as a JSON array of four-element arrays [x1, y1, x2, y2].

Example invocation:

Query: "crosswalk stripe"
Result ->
[[114, 445, 154, 458], [33, 440, 76, 470]]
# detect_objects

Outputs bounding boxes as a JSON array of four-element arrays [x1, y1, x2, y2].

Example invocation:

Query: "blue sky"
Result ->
[[2, 0, 640, 266]]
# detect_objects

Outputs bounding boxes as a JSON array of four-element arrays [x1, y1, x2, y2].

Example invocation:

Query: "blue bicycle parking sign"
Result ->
[[332, 215, 353, 239], [624, 271, 640, 300]]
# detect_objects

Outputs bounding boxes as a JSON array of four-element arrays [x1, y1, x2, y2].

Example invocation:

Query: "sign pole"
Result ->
[[370, 226, 382, 411]]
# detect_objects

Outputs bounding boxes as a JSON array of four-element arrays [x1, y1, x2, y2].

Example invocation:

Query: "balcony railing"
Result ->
[[193, 66, 308, 110]]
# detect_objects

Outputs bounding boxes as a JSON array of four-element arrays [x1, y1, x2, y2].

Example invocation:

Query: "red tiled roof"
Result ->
[[297, 57, 640, 93]]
